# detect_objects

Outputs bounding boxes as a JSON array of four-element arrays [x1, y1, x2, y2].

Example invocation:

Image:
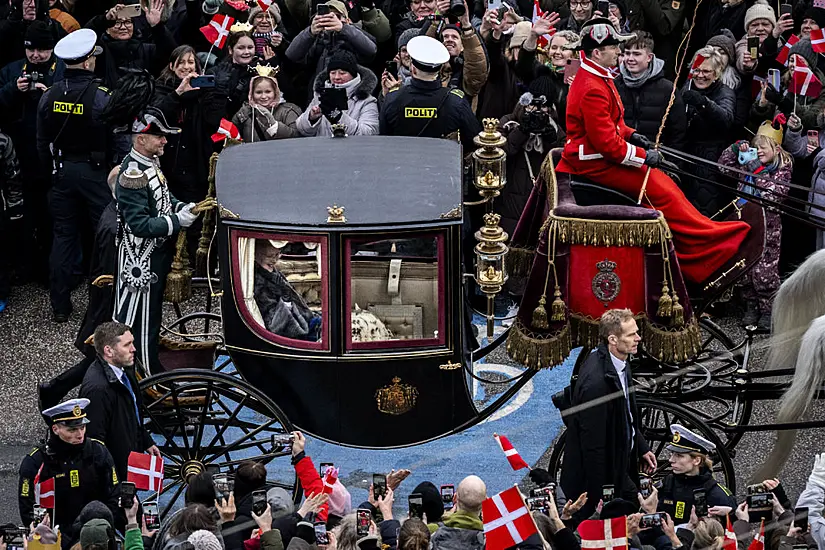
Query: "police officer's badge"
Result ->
[[73, 405, 82, 417], [673, 431, 681, 443]]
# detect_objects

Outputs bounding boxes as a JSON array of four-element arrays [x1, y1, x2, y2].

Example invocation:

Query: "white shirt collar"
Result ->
[[609, 351, 626, 372], [108, 363, 125, 380]]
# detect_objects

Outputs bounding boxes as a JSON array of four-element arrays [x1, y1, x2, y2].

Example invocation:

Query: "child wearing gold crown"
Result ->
[[232, 64, 301, 142], [719, 115, 792, 329]]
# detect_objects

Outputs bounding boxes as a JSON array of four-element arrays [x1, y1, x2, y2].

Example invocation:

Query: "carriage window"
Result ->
[[235, 233, 328, 350], [345, 233, 445, 350]]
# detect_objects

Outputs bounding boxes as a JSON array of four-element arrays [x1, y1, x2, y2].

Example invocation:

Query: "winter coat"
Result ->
[[0, 18, 66, 70], [809, 147, 825, 223], [254, 264, 321, 340], [688, 0, 751, 53], [615, 57, 687, 150], [78, 357, 154, 482], [560, 344, 650, 519], [391, 11, 428, 45], [295, 66, 379, 136], [232, 101, 302, 142], [86, 16, 177, 89], [423, 20, 489, 111], [796, 479, 825, 550], [513, 46, 569, 130], [210, 58, 258, 121], [719, 144, 792, 206], [430, 511, 484, 550], [476, 33, 527, 120], [285, 23, 377, 82], [160, 529, 225, 550], [734, 33, 781, 75], [681, 79, 737, 216]]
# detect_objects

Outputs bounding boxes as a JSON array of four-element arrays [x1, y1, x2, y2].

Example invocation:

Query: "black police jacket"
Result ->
[[379, 78, 481, 151], [18, 437, 120, 545], [658, 468, 736, 525]]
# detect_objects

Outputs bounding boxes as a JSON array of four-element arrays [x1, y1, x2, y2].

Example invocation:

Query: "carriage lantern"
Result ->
[[474, 212, 508, 337], [471, 118, 507, 201]]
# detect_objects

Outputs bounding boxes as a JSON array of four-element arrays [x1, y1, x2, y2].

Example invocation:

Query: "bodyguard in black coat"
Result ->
[[560, 310, 655, 521], [79, 323, 160, 482]]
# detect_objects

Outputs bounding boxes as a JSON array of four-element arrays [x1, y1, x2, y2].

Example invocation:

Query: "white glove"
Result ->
[[809, 453, 825, 489], [177, 203, 198, 228]]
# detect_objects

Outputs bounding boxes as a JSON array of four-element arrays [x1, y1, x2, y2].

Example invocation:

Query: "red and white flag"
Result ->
[[256, 0, 273, 13], [748, 520, 765, 550], [776, 34, 800, 65], [34, 466, 55, 509], [127, 452, 164, 491], [482, 486, 538, 550], [211, 119, 241, 142], [578, 517, 628, 550], [494, 433, 530, 470], [724, 516, 738, 550], [200, 14, 235, 49], [687, 52, 707, 80], [791, 55, 823, 97], [322, 467, 339, 494], [812, 28, 825, 53], [532, 0, 554, 48]]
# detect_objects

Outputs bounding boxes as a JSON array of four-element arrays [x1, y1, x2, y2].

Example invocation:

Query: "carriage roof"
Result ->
[[215, 136, 463, 227]]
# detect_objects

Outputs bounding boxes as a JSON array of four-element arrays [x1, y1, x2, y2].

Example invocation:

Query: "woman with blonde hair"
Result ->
[[232, 68, 301, 142]]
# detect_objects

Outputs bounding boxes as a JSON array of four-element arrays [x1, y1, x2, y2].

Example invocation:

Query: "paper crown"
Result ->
[[252, 64, 280, 77], [230, 21, 254, 33], [756, 119, 784, 145]]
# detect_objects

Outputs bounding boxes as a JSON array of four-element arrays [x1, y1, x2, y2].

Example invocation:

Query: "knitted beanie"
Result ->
[[24, 21, 55, 50], [744, 0, 776, 31], [706, 28, 736, 61], [528, 75, 554, 100], [327, 48, 358, 76], [397, 27, 420, 49], [790, 37, 817, 69], [187, 530, 223, 550], [509, 21, 532, 50], [804, 6, 825, 27]]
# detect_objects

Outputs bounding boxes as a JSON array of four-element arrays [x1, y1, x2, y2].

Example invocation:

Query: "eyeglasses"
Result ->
[[693, 68, 715, 76], [112, 19, 133, 28], [570, 2, 592, 7]]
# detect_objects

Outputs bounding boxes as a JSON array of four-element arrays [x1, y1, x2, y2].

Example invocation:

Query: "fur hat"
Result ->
[[790, 37, 817, 69], [249, 2, 281, 26], [187, 530, 223, 550], [327, 48, 358, 76], [706, 29, 736, 61], [398, 27, 420, 49], [509, 21, 533, 50], [744, 0, 776, 32]]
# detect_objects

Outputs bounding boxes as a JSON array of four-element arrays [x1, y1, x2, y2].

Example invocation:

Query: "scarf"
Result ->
[[619, 56, 665, 89], [741, 160, 779, 197]]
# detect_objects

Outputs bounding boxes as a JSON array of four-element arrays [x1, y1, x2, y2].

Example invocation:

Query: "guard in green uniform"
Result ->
[[18, 399, 120, 548]]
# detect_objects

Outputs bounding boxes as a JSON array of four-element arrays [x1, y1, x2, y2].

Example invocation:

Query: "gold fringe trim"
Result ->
[[506, 318, 572, 370], [548, 215, 671, 247], [641, 319, 701, 364], [159, 335, 219, 351], [506, 246, 536, 277], [164, 232, 192, 304], [569, 313, 606, 353]]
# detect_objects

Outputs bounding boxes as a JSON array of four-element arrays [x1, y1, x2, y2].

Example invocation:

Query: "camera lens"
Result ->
[[449, 0, 465, 16]]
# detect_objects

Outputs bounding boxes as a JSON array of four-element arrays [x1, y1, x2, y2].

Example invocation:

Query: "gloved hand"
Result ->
[[177, 203, 199, 228], [682, 89, 707, 108], [529, 468, 552, 487], [763, 84, 782, 105], [294, 521, 316, 544], [628, 132, 651, 149], [202, 0, 222, 14], [644, 149, 679, 173], [809, 452, 825, 489]]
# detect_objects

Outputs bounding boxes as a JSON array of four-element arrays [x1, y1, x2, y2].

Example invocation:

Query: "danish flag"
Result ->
[[812, 28, 825, 53], [482, 486, 538, 550], [494, 433, 530, 470], [322, 467, 339, 494], [790, 55, 823, 97], [723, 516, 738, 550], [211, 119, 241, 142], [776, 34, 800, 65], [127, 452, 164, 491], [200, 14, 235, 49], [578, 517, 628, 550], [34, 465, 55, 509], [256, 0, 273, 13], [687, 52, 706, 80], [532, 0, 555, 48], [748, 519, 765, 550]]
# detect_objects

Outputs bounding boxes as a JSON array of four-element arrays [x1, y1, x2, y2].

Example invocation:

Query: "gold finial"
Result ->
[[483, 212, 502, 228], [474, 118, 506, 149], [327, 205, 346, 223]]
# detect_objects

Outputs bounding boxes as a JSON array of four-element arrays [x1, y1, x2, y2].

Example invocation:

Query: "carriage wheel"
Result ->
[[546, 396, 736, 499], [139, 369, 299, 518]]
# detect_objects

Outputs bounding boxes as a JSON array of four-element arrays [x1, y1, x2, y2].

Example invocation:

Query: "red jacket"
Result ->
[[562, 55, 647, 169], [294, 455, 329, 521]]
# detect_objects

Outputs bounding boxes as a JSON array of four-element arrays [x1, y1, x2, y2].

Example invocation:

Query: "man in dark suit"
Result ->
[[560, 308, 657, 520]]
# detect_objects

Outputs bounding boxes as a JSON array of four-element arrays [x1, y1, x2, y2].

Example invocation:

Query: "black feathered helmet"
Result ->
[[101, 69, 181, 135]]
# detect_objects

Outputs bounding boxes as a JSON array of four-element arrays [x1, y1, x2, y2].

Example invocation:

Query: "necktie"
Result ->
[[120, 372, 141, 423]]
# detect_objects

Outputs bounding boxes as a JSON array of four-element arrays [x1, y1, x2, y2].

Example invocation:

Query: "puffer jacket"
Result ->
[[615, 56, 687, 150], [681, 79, 737, 216], [430, 511, 484, 550], [295, 65, 379, 136]]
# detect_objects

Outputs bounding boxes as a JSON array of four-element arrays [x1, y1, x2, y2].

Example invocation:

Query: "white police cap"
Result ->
[[407, 35, 450, 72], [42, 398, 91, 427], [54, 29, 103, 62], [666, 424, 715, 455]]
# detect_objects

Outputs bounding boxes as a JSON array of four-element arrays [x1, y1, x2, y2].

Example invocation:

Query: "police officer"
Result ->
[[380, 35, 481, 151], [36, 28, 129, 323], [655, 424, 736, 525], [18, 398, 120, 547]]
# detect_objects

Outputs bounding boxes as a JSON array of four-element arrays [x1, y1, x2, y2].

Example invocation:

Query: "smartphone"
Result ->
[[780, 3, 792, 17], [602, 484, 615, 503], [746, 493, 773, 508], [321, 86, 349, 111], [809, 130, 819, 147], [768, 68, 781, 91], [526, 496, 550, 513], [530, 485, 555, 498], [487, 0, 502, 11], [795, 507, 809, 532], [320, 462, 334, 477], [252, 489, 267, 516], [409, 493, 424, 519], [372, 473, 387, 500], [564, 58, 581, 81], [440, 484, 455, 508], [640, 512, 665, 529], [32, 505, 46, 525], [317, 3, 330, 15], [120, 481, 136, 509], [693, 489, 708, 517], [117, 3, 142, 17], [385, 61, 398, 76], [212, 473, 233, 501], [356, 508, 371, 538], [314, 522, 330, 545], [598, 0, 609, 14], [144, 502, 160, 530], [639, 477, 653, 498], [748, 36, 760, 59], [190, 75, 215, 89]]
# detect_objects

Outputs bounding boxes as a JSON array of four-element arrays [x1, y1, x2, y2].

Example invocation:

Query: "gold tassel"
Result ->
[[164, 232, 192, 304], [657, 281, 672, 318], [671, 292, 685, 327], [532, 295, 549, 329], [550, 287, 565, 322]]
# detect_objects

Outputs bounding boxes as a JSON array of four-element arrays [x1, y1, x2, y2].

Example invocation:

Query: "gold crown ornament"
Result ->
[[230, 21, 254, 33], [252, 64, 280, 78], [375, 377, 419, 415], [756, 120, 784, 145]]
